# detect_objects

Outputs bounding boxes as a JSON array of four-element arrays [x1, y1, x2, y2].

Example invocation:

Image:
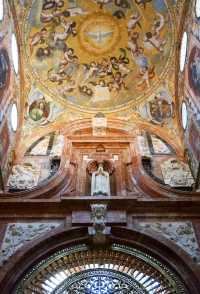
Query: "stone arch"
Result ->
[[0, 226, 199, 293]]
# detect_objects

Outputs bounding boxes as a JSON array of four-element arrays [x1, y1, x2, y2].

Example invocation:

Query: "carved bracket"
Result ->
[[88, 204, 110, 243]]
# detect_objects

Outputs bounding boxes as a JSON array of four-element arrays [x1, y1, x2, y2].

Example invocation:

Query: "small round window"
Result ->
[[196, 0, 200, 18], [180, 32, 188, 72], [11, 103, 18, 131], [181, 101, 188, 130], [0, 0, 4, 21], [11, 33, 19, 75]]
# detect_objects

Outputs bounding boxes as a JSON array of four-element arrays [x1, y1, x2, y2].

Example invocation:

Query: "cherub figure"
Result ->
[[53, 19, 76, 43], [48, 69, 70, 84], [135, 0, 152, 9], [127, 11, 142, 31], [58, 48, 79, 77], [42, 0, 64, 10], [144, 13, 166, 53], [82, 62, 99, 83], [111, 71, 127, 92], [30, 28, 48, 54], [92, 0, 112, 9], [137, 64, 155, 89], [128, 31, 140, 60]]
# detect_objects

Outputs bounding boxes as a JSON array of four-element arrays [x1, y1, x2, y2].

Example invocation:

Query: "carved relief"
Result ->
[[90, 204, 107, 236], [161, 158, 194, 187], [7, 162, 40, 190], [138, 222, 200, 264], [0, 222, 61, 266]]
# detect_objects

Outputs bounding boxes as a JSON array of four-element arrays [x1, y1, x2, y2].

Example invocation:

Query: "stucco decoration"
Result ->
[[7, 150, 62, 190], [7, 162, 40, 190], [22, 0, 175, 111], [138, 221, 200, 264], [161, 158, 194, 187], [0, 222, 62, 266]]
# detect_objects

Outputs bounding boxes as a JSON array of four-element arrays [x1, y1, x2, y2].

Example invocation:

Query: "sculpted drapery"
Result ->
[[91, 163, 110, 196]]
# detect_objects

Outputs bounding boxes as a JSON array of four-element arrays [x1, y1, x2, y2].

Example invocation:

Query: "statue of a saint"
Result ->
[[91, 163, 110, 196]]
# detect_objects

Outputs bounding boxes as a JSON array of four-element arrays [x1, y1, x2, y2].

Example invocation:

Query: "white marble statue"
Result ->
[[91, 163, 110, 196]]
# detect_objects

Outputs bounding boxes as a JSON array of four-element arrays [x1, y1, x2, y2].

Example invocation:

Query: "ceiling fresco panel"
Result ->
[[22, 0, 176, 112]]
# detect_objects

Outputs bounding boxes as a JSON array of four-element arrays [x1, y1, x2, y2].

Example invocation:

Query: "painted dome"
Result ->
[[24, 0, 175, 111]]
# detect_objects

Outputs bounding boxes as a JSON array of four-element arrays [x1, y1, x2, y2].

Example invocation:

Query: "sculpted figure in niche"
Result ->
[[91, 163, 110, 196]]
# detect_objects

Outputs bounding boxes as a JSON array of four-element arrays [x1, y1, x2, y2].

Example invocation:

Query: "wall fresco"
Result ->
[[179, 0, 200, 179], [0, 0, 20, 116], [138, 86, 174, 125], [0, 49, 10, 104], [0, 120, 10, 166], [151, 134, 172, 154], [188, 118, 200, 162], [24, 86, 64, 127], [0, 1, 21, 187], [186, 35, 200, 110]]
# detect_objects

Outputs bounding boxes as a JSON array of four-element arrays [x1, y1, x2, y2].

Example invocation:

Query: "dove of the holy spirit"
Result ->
[[86, 28, 113, 44]]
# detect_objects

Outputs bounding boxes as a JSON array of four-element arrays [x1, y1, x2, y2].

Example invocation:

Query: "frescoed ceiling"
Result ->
[[24, 0, 175, 111], [11, 0, 187, 155]]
